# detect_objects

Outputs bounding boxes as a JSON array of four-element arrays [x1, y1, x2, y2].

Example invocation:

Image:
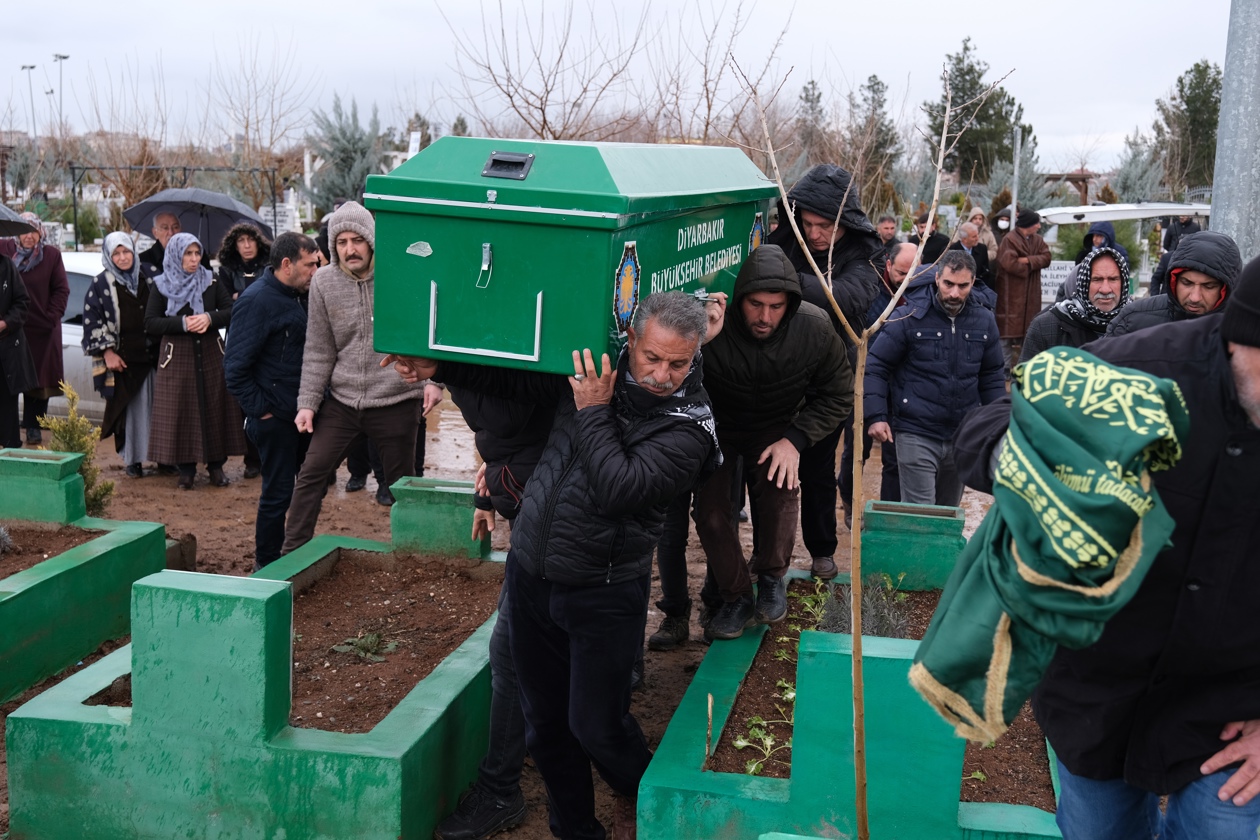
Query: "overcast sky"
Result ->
[[0, 0, 1235, 173]]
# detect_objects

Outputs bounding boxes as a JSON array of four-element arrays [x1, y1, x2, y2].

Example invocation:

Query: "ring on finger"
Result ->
[[573, 374, 586, 382]]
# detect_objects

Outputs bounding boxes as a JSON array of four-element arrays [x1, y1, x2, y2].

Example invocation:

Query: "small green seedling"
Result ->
[[331, 632, 398, 663]]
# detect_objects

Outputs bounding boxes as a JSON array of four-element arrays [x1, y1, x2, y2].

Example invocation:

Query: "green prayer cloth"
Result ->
[[910, 347, 1190, 742]]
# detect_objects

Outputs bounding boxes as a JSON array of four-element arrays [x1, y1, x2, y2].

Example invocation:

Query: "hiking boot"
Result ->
[[345, 474, 367, 492], [433, 785, 526, 840], [704, 596, 755, 641], [754, 574, 787, 624], [811, 556, 839, 581], [648, 604, 691, 651]]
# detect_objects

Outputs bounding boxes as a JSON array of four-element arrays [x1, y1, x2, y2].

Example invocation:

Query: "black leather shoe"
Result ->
[[125, 463, 144, 479], [177, 473, 195, 490], [208, 467, 230, 487], [704, 596, 755, 641], [243, 464, 261, 479], [755, 574, 787, 624], [375, 486, 395, 506], [345, 475, 367, 492], [25, 427, 41, 444], [433, 785, 526, 840]]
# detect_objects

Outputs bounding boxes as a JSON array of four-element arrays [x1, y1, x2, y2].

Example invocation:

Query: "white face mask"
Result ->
[[997, 218, 1010, 231]]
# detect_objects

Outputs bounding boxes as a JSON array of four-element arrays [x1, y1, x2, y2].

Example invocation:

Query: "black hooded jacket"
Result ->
[[1108, 231, 1242, 338], [765, 165, 883, 337], [447, 385, 552, 521], [701, 244, 853, 453], [435, 351, 717, 587]]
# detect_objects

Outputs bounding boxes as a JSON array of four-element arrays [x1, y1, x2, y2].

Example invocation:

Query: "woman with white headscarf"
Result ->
[[83, 232, 157, 477], [0, 212, 69, 444], [145, 232, 245, 489]]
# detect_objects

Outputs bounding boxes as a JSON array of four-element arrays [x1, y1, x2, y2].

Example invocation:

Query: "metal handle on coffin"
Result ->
[[428, 280, 543, 362], [476, 243, 493, 289]]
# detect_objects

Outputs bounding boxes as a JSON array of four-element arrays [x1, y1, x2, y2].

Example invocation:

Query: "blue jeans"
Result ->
[[894, 431, 963, 507], [1056, 759, 1260, 840], [245, 414, 309, 568]]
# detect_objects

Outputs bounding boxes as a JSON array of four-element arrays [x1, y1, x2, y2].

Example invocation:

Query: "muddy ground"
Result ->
[[0, 396, 1005, 837]]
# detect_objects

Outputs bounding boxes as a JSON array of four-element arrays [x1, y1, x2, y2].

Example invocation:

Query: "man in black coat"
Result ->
[[1108, 231, 1241, 337], [908, 211, 950, 266], [223, 233, 320, 568], [390, 291, 720, 840], [0, 255, 40, 448], [952, 255, 1260, 838], [950, 221, 992, 285], [695, 245, 853, 639], [1019, 247, 1130, 363], [765, 164, 880, 578]]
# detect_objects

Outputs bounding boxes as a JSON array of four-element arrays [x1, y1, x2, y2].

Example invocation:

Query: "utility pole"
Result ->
[[1211, 0, 1260, 260], [1009, 127, 1021, 232], [20, 64, 36, 139], [53, 54, 69, 137]]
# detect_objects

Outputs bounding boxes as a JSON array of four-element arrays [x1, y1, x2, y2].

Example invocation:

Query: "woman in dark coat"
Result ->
[[0, 212, 69, 444], [83, 232, 157, 477], [145, 232, 246, 489], [0, 254, 40, 448], [216, 223, 271, 300]]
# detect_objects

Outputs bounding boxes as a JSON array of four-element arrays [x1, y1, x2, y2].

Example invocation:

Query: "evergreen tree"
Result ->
[[1152, 60, 1222, 195], [305, 95, 384, 210], [845, 75, 901, 215], [450, 115, 470, 137], [1111, 131, 1164, 202], [924, 38, 1035, 183], [797, 80, 828, 165]]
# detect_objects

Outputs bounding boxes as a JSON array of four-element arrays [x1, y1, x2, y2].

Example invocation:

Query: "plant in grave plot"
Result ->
[[331, 631, 399, 662], [819, 573, 911, 639], [732, 679, 797, 775], [38, 380, 114, 516]]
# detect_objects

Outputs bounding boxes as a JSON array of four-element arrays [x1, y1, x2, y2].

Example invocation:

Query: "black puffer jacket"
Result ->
[[702, 244, 853, 452], [766, 165, 882, 336], [955, 315, 1260, 794], [436, 353, 717, 586], [0, 256, 39, 395], [448, 385, 551, 521], [1108, 231, 1242, 337]]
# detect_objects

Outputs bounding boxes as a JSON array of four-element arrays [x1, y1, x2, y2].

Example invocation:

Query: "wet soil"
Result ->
[[0, 524, 104, 580]]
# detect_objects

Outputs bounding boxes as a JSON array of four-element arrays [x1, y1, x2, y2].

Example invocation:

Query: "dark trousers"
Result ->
[[506, 553, 652, 840], [837, 421, 901, 507], [798, 424, 843, 558], [694, 439, 799, 603], [246, 415, 310, 568], [22, 393, 48, 432], [654, 490, 693, 618], [0, 376, 19, 448], [347, 423, 426, 479], [477, 584, 528, 797], [282, 398, 421, 554]]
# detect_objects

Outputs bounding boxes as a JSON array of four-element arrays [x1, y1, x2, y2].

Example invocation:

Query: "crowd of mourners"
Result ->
[[0, 160, 1256, 840]]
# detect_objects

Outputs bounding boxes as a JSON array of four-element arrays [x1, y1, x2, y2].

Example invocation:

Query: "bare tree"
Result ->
[[209, 36, 316, 210], [735, 58, 1007, 840], [443, 0, 649, 141]]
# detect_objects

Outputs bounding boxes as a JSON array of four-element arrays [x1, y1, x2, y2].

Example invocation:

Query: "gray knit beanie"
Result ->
[[327, 200, 375, 267]]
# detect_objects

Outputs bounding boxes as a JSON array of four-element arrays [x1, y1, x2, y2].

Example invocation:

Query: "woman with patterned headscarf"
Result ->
[[83, 232, 158, 477], [144, 232, 245, 489], [0, 212, 69, 444]]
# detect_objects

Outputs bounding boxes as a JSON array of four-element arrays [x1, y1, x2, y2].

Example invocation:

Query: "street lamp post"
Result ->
[[20, 64, 36, 138], [53, 54, 69, 136]]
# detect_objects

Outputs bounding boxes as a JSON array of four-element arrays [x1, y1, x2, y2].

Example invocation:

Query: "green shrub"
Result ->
[[38, 381, 114, 516]]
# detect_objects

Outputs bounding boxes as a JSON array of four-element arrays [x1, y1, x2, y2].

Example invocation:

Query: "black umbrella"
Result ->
[[123, 187, 274, 253], [0, 204, 39, 238]]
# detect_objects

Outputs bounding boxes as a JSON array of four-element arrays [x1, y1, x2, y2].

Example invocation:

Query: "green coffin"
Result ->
[[365, 137, 777, 373]]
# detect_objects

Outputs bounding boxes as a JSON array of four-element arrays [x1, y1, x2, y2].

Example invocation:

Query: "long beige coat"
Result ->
[[995, 231, 1052, 339]]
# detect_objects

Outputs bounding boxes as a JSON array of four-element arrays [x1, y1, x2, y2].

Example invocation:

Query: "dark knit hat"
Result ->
[[1221, 254, 1260, 348], [1016, 209, 1041, 229]]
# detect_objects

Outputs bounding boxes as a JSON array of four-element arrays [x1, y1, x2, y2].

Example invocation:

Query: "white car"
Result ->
[[52, 251, 109, 424]]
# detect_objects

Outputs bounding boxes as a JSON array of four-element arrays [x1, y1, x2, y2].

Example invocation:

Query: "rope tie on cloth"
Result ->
[[910, 348, 1190, 743]]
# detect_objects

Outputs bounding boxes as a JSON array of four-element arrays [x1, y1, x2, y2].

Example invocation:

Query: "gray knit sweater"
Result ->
[[297, 262, 421, 412]]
